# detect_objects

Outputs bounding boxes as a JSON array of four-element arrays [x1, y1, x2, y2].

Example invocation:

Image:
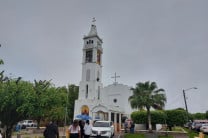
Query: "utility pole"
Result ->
[[183, 87, 197, 122], [183, 89, 189, 121]]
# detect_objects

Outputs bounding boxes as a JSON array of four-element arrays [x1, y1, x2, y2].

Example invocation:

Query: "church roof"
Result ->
[[90, 100, 124, 113], [83, 23, 103, 42], [88, 24, 97, 36], [103, 83, 132, 90], [108, 105, 125, 113]]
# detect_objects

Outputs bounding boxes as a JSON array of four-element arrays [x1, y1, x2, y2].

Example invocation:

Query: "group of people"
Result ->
[[43, 119, 92, 138], [124, 120, 135, 133], [68, 119, 92, 138]]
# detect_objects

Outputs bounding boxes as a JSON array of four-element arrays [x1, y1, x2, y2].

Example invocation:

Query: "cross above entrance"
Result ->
[[111, 72, 120, 85]]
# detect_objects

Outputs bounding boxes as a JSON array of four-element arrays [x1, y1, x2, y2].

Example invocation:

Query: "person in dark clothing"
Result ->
[[79, 120, 85, 138], [44, 121, 59, 138], [130, 121, 135, 133]]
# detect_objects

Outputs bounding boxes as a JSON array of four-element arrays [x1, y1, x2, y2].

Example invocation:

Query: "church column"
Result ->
[[91, 112, 94, 120], [119, 113, 122, 131], [114, 113, 117, 132], [108, 111, 111, 121]]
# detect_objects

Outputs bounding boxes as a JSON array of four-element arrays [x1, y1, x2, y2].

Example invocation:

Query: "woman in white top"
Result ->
[[0, 130, 2, 138], [69, 120, 81, 138], [83, 120, 92, 138]]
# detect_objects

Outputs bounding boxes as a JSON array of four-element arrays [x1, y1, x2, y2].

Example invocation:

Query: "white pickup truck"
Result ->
[[20, 120, 37, 128]]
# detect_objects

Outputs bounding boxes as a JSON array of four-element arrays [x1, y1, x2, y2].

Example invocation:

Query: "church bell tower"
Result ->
[[79, 19, 103, 100]]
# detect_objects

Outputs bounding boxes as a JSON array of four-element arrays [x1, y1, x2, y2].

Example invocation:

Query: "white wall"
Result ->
[[101, 84, 135, 115]]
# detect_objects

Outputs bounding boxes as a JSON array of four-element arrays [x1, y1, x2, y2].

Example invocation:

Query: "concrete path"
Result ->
[[144, 133, 189, 138], [144, 133, 158, 138]]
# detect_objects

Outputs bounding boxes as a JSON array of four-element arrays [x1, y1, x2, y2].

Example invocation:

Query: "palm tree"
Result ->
[[129, 81, 166, 131]]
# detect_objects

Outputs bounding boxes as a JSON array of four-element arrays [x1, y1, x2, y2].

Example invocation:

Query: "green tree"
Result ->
[[206, 111, 208, 119], [67, 84, 79, 123], [30, 80, 51, 128], [192, 113, 206, 120], [0, 77, 34, 138], [28, 81, 68, 127], [129, 81, 166, 131], [131, 111, 167, 129], [165, 109, 187, 130], [0, 60, 3, 65], [44, 86, 67, 125]]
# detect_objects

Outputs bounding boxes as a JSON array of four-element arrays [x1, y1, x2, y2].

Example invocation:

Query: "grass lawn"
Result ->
[[158, 136, 173, 138], [124, 133, 144, 138], [124, 127, 208, 138], [184, 128, 208, 138]]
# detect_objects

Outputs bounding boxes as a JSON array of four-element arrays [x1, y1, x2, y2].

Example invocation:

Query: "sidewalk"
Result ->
[[12, 127, 67, 138], [144, 133, 189, 138]]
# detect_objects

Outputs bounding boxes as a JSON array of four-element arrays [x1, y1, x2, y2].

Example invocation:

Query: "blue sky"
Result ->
[[0, 0, 208, 113]]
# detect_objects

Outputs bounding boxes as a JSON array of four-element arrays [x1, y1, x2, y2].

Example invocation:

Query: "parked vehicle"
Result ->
[[91, 121, 114, 138], [192, 120, 208, 132], [200, 124, 208, 134], [18, 120, 37, 129], [16, 121, 26, 129]]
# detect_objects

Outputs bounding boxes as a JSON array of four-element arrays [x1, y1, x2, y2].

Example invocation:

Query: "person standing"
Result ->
[[84, 120, 92, 138], [0, 130, 2, 138], [124, 121, 128, 133], [43, 121, 59, 138], [130, 121, 135, 133], [69, 120, 81, 138], [79, 120, 85, 138]]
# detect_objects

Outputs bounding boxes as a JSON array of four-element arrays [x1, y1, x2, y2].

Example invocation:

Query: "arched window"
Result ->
[[98, 86, 100, 100], [86, 69, 90, 81], [97, 71, 100, 81], [86, 85, 88, 99], [86, 50, 93, 62], [81, 105, 89, 115]]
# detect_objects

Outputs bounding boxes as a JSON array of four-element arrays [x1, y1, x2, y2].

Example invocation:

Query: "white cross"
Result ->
[[92, 17, 96, 26], [92, 17, 96, 23]]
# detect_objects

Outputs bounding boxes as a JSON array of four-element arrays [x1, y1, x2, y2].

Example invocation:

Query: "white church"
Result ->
[[74, 21, 135, 131]]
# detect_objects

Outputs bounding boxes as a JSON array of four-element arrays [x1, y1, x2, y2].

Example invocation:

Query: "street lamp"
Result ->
[[183, 87, 197, 121]]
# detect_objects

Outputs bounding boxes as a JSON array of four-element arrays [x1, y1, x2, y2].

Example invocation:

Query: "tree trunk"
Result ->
[[147, 108, 152, 132], [5, 126, 12, 138], [37, 117, 41, 129]]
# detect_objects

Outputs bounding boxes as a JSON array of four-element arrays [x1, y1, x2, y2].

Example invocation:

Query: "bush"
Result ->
[[131, 111, 167, 124]]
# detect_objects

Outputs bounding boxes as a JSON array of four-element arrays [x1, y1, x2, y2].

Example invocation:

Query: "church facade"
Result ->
[[73, 22, 135, 130]]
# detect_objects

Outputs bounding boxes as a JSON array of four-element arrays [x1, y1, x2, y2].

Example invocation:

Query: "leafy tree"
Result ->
[[129, 81, 166, 131], [165, 109, 187, 130], [0, 77, 34, 138], [206, 111, 208, 119], [192, 113, 206, 120], [29, 80, 51, 128], [67, 84, 79, 123], [0, 59, 3, 65], [28, 81, 69, 127], [44, 86, 67, 125], [131, 111, 167, 129], [131, 111, 147, 124]]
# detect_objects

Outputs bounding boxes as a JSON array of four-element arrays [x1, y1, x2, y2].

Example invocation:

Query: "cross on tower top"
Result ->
[[92, 17, 96, 25], [111, 72, 120, 85]]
